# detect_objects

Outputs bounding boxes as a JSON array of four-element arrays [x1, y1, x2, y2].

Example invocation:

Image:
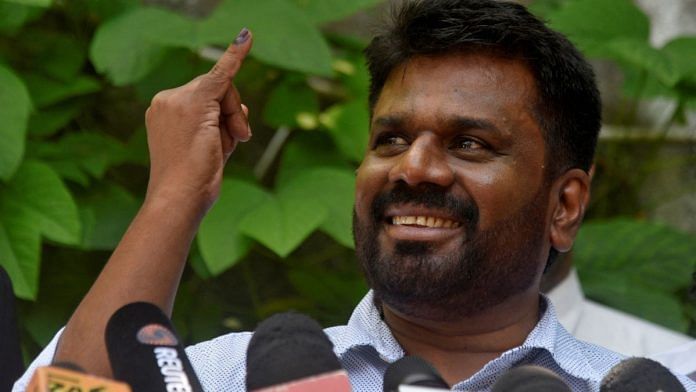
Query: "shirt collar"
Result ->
[[332, 290, 604, 385], [546, 268, 586, 334]]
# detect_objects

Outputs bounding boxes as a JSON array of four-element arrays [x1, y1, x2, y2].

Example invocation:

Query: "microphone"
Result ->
[[600, 357, 686, 392], [491, 365, 571, 391], [245, 311, 352, 392], [105, 301, 204, 392], [383, 356, 449, 392], [26, 362, 131, 391]]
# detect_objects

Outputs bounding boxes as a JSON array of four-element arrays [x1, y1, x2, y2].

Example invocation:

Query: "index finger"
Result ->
[[207, 28, 253, 85]]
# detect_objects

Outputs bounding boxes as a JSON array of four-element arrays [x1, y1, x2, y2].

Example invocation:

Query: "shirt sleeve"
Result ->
[[12, 327, 64, 392]]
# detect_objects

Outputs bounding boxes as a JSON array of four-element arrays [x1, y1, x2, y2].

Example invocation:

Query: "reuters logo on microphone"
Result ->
[[137, 324, 178, 346]]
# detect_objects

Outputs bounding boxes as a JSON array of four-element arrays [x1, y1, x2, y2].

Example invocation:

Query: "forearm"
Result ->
[[53, 195, 206, 377]]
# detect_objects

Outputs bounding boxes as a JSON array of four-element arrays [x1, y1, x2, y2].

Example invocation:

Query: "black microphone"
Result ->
[[105, 301, 204, 392], [245, 311, 352, 391], [600, 357, 686, 392], [491, 365, 571, 391], [383, 356, 449, 392]]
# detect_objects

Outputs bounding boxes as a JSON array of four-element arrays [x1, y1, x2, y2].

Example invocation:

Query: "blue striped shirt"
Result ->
[[186, 291, 696, 391], [14, 291, 696, 391]]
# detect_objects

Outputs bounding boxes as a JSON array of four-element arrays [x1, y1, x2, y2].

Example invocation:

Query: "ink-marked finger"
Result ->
[[197, 28, 253, 99]]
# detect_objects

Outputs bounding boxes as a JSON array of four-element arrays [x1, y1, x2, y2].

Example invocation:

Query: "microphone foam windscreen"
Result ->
[[600, 357, 686, 392], [383, 356, 449, 392], [105, 301, 203, 392], [491, 365, 571, 392], [245, 311, 342, 390]]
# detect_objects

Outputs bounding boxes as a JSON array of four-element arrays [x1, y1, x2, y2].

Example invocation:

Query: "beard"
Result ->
[[353, 182, 549, 321]]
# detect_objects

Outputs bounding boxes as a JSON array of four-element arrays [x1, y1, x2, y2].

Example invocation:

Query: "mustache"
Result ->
[[370, 182, 479, 232]]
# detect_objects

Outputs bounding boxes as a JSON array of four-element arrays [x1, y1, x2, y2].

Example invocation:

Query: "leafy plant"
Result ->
[[574, 219, 696, 333], [0, 0, 378, 359], [535, 0, 696, 333]]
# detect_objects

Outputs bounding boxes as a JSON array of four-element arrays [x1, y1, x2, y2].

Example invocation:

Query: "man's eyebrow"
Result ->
[[372, 115, 404, 129], [447, 116, 504, 135], [371, 114, 506, 135]]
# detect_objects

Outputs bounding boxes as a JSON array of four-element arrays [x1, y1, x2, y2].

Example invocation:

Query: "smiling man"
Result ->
[[12, 1, 696, 392]]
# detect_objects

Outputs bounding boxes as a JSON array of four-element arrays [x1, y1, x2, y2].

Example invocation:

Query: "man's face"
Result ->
[[353, 52, 553, 321]]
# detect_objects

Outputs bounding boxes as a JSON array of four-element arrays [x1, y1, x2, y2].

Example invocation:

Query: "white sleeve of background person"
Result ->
[[12, 327, 64, 392]]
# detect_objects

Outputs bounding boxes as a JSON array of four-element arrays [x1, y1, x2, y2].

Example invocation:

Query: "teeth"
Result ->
[[391, 216, 460, 228]]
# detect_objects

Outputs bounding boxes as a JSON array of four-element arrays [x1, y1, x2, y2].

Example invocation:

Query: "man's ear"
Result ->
[[549, 168, 591, 253]]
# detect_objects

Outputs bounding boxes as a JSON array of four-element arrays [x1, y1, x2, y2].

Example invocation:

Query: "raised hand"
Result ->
[[50, 30, 255, 379], [144, 28, 253, 212]]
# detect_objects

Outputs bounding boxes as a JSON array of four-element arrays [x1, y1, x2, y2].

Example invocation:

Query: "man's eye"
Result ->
[[374, 134, 408, 148], [373, 134, 408, 149], [452, 137, 485, 151]]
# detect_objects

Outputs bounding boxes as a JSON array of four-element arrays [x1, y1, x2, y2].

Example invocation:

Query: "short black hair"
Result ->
[[364, 0, 601, 177]]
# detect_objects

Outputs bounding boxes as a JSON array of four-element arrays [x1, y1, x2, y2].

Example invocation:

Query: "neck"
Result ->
[[381, 287, 541, 386]]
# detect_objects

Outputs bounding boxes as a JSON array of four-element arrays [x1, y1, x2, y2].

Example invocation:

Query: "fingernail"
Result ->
[[234, 27, 250, 45]]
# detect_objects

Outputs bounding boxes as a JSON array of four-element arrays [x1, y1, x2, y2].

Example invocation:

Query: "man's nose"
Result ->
[[388, 134, 455, 187]]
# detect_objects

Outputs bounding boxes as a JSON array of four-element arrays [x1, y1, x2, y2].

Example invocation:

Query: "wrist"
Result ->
[[142, 187, 212, 226]]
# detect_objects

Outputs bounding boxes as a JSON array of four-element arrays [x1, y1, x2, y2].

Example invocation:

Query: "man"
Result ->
[[13, 1, 696, 391]]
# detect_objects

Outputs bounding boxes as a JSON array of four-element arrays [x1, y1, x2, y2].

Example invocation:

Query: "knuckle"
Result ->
[[150, 90, 171, 108]]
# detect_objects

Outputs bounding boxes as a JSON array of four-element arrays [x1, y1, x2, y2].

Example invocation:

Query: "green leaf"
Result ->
[[0, 2, 44, 34], [22, 73, 101, 108], [574, 218, 696, 331], [28, 132, 130, 182], [601, 39, 679, 88], [279, 167, 355, 248], [198, 179, 271, 275], [3, 0, 50, 7], [84, 0, 140, 20], [288, 268, 367, 310], [0, 216, 38, 299], [200, 0, 333, 76], [90, 7, 196, 85], [78, 183, 140, 250], [276, 132, 353, 188], [547, 0, 650, 55], [662, 37, 696, 85], [135, 48, 213, 101], [19, 30, 88, 81], [262, 77, 319, 128], [337, 52, 370, 100], [321, 100, 369, 162], [0, 65, 32, 180], [28, 102, 82, 137], [291, 0, 384, 24], [0, 161, 81, 298], [238, 182, 328, 258]]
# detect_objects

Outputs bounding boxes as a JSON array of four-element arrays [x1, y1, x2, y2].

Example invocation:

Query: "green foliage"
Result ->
[[0, 161, 80, 299], [0, 65, 32, 180], [0, 0, 375, 361], [543, 0, 696, 116], [198, 179, 271, 274], [539, 0, 696, 334], [574, 219, 696, 332]]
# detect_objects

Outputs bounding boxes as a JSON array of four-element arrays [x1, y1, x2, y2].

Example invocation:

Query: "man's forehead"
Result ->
[[371, 53, 540, 134]]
